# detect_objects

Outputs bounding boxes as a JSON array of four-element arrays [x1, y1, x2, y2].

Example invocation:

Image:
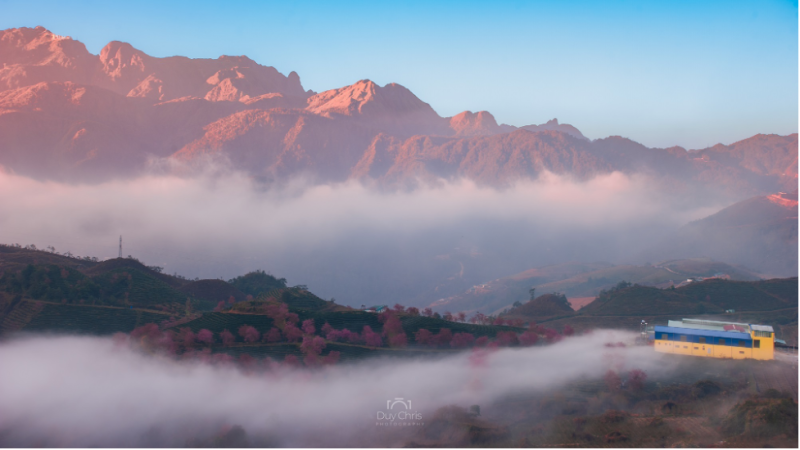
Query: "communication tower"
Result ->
[[118, 236, 122, 258]]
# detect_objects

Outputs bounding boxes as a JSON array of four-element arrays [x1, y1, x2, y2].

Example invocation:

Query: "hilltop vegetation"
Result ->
[[1, 245, 797, 352], [500, 277, 799, 345], [431, 258, 762, 316]]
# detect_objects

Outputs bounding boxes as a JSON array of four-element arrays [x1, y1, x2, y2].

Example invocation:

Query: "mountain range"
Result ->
[[0, 26, 796, 195]]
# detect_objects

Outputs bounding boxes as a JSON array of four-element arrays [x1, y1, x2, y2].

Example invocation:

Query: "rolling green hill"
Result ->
[[0, 246, 245, 314], [504, 277, 799, 345], [429, 258, 762, 316]]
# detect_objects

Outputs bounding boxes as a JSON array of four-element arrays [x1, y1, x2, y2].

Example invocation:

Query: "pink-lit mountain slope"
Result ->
[[641, 191, 798, 277], [0, 26, 309, 102], [0, 26, 796, 196]]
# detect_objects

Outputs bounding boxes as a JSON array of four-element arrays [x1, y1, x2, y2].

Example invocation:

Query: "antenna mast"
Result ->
[[119, 236, 122, 258]]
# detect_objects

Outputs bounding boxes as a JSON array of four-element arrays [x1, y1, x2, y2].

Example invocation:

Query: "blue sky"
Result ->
[[1, 0, 797, 148]]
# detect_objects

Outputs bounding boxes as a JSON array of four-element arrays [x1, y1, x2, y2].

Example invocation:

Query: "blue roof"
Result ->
[[654, 325, 751, 340]]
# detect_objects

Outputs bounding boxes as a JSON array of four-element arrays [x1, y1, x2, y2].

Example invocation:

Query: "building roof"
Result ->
[[750, 324, 774, 332], [654, 325, 752, 340], [667, 320, 724, 331]]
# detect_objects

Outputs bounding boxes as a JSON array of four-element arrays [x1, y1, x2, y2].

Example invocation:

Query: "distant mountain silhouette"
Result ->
[[0, 26, 795, 197], [642, 191, 798, 277]]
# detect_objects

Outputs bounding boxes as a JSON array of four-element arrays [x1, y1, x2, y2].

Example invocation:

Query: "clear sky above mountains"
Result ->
[[2, 0, 797, 148]]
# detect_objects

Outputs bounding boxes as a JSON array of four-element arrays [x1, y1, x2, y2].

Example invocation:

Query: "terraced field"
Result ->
[[175, 313, 277, 337], [21, 302, 170, 335], [0, 299, 43, 332]]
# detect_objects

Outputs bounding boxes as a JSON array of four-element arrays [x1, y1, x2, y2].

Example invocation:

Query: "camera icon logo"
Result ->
[[386, 397, 412, 410]]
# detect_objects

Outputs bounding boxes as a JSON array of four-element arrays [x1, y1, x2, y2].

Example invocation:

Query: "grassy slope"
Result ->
[[433, 258, 762, 316], [535, 277, 799, 344]]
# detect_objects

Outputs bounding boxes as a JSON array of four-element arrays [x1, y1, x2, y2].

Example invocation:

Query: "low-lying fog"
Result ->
[[0, 167, 726, 307], [0, 331, 668, 447]]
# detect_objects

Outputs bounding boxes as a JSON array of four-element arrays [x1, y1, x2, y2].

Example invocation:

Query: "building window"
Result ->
[[754, 340, 760, 348], [660, 334, 668, 340], [719, 339, 725, 345], [737, 340, 746, 347], [680, 336, 687, 342], [754, 331, 772, 338], [698, 337, 706, 344]]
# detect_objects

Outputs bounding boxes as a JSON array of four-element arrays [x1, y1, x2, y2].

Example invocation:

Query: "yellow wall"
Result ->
[[749, 332, 774, 361], [654, 339, 770, 360]]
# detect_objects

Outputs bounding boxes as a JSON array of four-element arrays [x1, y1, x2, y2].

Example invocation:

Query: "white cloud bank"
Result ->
[[0, 169, 724, 304], [0, 331, 669, 447]]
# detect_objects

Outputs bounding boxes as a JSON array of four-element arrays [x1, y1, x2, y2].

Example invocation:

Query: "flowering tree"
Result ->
[[518, 331, 539, 346], [443, 312, 453, 322], [474, 336, 490, 347], [131, 323, 161, 341], [493, 317, 506, 326], [362, 326, 383, 347], [179, 327, 196, 348], [414, 328, 433, 346], [393, 304, 405, 313], [283, 323, 303, 343], [343, 329, 362, 344], [456, 312, 466, 323], [563, 325, 575, 336], [220, 329, 236, 346], [213, 301, 226, 312], [450, 332, 476, 348], [300, 335, 327, 366], [495, 331, 519, 347], [435, 328, 453, 347], [389, 333, 408, 347], [543, 328, 562, 344], [238, 325, 260, 343], [264, 327, 282, 343], [197, 329, 214, 345], [406, 307, 420, 316], [382, 312, 404, 335], [470, 312, 487, 325], [422, 308, 433, 317], [381, 311, 408, 347], [286, 312, 299, 325], [301, 319, 316, 335], [321, 322, 334, 336], [265, 303, 289, 327]]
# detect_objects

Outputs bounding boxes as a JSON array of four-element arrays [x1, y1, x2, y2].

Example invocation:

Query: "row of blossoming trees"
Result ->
[[375, 303, 528, 328], [124, 301, 574, 368]]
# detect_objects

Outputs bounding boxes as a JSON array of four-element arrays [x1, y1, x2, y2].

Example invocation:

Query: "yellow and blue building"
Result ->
[[653, 319, 774, 360]]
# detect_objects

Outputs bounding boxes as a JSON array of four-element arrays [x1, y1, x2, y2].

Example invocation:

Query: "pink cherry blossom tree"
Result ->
[[283, 323, 303, 343], [450, 332, 475, 348], [220, 329, 236, 346], [414, 328, 433, 346], [197, 329, 214, 345], [362, 326, 383, 347], [263, 327, 282, 343], [518, 331, 539, 346], [238, 325, 260, 343], [301, 319, 316, 335]]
